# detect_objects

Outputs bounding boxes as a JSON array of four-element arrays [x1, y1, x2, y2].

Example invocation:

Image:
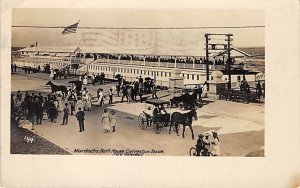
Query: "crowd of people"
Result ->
[[93, 53, 228, 65], [11, 88, 119, 133]]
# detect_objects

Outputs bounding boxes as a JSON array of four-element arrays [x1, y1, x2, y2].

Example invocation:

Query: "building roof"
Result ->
[[212, 47, 252, 58], [18, 45, 251, 58], [19, 46, 78, 53]]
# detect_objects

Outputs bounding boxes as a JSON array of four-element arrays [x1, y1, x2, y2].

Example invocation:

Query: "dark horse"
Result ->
[[46, 81, 68, 98], [169, 108, 198, 139]]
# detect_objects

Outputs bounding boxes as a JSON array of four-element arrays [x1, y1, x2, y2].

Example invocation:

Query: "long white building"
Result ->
[[13, 45, 258, 87]]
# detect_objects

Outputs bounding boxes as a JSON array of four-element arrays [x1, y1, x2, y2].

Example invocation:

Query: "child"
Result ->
[[110, 111, 117, 132]]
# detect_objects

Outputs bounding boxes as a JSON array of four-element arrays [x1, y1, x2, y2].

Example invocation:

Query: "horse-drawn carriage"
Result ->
[[138, 99, 174, 134], [138, 99, 197, 139]]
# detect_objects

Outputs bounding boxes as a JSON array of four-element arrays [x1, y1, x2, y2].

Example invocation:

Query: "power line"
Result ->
[[12, 25, 265, 30]]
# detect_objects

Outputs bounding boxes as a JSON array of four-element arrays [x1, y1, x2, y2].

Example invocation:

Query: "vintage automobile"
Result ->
[[170, 87, 199, 110]]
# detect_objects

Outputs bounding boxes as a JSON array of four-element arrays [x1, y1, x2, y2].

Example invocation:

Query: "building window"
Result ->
[[192, 75, 194, 80], [137, 70, 139, 74], [182, 74, 185, 78], [197, 75, 199, 80], [165, 72, 167, 77], [169, 73, 171, 77], [187, 74, 190, 79], [161, 72, 163, 77], [147, 71, 149, 75]]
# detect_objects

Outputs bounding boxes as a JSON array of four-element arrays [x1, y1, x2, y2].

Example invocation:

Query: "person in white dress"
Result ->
[[54, 99, 59, 112], [76, 97, 84, 112], [83, 74, 88, 85], [110, 111, 117, 132], [50, 69, 54, 80], [101, 109, 111, 133], [98, 89, 104, 106], [202, 130, 220, 156], [84, 91, 92, 111], [201, 81, 208, 98], [57, 94, 64, 112]]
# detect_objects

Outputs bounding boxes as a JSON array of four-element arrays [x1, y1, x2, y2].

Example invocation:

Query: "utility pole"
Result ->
[[205, 34, 210, 81], [204, 33, 233, 87], [226, 34, 233, 89]]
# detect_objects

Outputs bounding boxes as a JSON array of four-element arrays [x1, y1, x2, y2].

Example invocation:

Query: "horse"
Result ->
[[169, 108, 198, 140], [46, 81, 68, 98]]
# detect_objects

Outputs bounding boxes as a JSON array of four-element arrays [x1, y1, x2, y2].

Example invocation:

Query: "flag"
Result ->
[[62, 21, 79, 35]]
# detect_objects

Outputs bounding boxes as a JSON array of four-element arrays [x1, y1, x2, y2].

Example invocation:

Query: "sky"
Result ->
[[12, 9, 265, 55]]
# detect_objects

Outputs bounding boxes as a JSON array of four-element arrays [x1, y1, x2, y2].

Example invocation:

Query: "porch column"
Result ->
[[193, 58, 195, 69]]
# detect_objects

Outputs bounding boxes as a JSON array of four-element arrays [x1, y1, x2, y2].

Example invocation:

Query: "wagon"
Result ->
[[138, 99, 179, 134]]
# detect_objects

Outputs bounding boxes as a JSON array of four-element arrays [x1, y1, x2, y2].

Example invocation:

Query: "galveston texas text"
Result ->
[[74, 148, 164, 156]]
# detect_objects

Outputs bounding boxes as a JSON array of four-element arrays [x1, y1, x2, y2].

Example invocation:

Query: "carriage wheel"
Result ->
[[179, 102, 185, 110], [138, 113, 148, 130], [189, 147, 197, 156], [153, 123, 162, 134]]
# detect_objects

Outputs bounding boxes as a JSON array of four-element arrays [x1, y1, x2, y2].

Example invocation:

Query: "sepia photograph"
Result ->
[[10, 9, 266, 157], [1, 0, 300, 187]]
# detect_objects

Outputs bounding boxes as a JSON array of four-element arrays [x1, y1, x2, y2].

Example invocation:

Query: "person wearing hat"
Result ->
[[75, 107, 85, 132], [139, 76, 143, 84], [61, 103, 69, 125], [196, 134, 208, 156], [202, 130, 220, 156]]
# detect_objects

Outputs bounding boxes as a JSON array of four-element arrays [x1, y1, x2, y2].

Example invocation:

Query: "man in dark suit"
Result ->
[[75, 107, 85, 132]]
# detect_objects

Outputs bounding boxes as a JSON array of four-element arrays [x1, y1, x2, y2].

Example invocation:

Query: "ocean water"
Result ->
[[239, 47, 265, 73]]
